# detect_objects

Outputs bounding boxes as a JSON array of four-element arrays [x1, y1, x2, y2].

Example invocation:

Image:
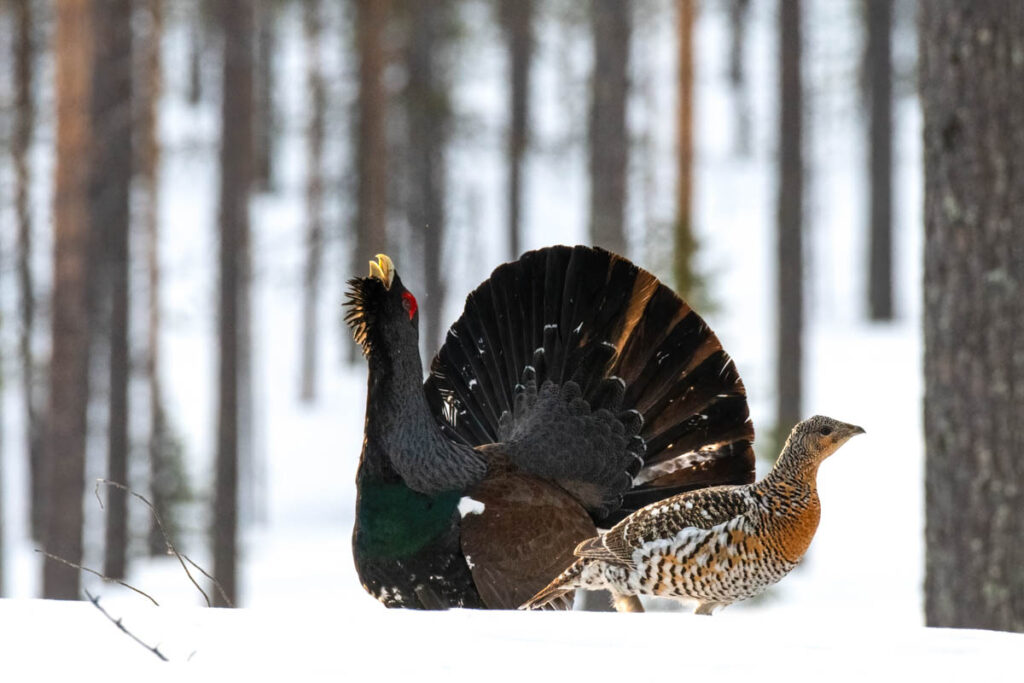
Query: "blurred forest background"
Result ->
[[0, 0, 1020, 633]]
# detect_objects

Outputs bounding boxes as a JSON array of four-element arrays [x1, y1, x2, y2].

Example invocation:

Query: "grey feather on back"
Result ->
[[497, 367, 643, 515]]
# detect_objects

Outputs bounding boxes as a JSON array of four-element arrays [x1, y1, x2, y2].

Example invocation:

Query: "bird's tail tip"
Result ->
[[519, 559, 585, 610]]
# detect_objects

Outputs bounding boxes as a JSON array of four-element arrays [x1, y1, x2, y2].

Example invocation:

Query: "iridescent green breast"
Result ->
[[355, 479, 461, 560]]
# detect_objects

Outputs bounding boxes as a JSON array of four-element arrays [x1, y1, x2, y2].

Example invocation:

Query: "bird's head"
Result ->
[[344, 254, 420, 358], [786, 415, 865, 464]]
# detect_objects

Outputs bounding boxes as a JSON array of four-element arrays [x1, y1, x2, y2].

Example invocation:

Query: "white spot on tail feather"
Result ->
[[458, 497, 486, 517]]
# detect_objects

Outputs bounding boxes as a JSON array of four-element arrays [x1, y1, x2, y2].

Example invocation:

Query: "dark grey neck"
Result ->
[[362, 337, 486, 495]]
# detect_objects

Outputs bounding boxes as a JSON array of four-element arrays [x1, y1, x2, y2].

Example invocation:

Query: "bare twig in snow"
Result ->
[[35, 549, 159, 606], [94, 478, 233, 608], [84, 588, 169, 662]]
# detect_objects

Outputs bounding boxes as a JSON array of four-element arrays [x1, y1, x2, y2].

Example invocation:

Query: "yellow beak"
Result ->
[[368, 254, 395, 290]]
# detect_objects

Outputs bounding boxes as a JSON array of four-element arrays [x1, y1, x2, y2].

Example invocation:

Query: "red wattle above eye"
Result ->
[[402, 292, 418, 320]]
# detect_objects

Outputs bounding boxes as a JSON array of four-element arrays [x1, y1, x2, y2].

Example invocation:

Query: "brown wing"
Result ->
[[581, 484, 752, 567], [460, 470, 598, 609]]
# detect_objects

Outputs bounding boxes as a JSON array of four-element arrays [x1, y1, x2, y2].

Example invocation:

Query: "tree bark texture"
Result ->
[[350, 0, 389, 362], [867, 0, 893, 321], [214, 0, 253, 607], [775, 0, 803, 439], [674, 0, 696, 300], [14, 0, 46, 543], [45, 0, 94, 600], [501, 0, 533, 261], [1, 225, 4, 596], [588, 0, 631, 256], [921, 0, 1024, 633], [187, 0, 203, 105], [139, 0, 172, 557], [236, 0, 258, 530], [301, 0, 325, 402], [405, 0, 452, 355], [253, 0, 276, 192], [94, 0, 134, 582], [728, 0, 752, 156]]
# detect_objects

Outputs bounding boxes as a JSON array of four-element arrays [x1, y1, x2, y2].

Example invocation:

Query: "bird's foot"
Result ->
[[612, 594, 645, 613], [694, 602, 722, 616]]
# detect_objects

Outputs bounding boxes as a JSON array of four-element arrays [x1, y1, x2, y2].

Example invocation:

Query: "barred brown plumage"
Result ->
[[522, 415, 864, 613]]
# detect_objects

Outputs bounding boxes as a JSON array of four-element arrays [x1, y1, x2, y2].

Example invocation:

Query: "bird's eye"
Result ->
[[819, 426, 833, 436], [401, 292, 418, 321]]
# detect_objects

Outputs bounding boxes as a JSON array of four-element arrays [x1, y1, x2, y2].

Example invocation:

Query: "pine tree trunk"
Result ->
[[14, 0, 45, 544], [300, 0, 325, 402], [0, 132, 4, 597], [93, 0, 134, 582], [866, 0, 893, 321], [187, 0, 203, 105], [348, 0, 389, 363], [674, 0, 696, 300], [140, 0, 169, 558], [500, 0, 533, 261], [921, 0, 1024, 633], [588, 0, 631, 256], [405, 0, 451, 355], [727, 0, 751, 156], [775, 0, 803, 440], [45, 0, 94, 600], [237, 82, 256, 526], [214, 0, 253, 608], [0, 266, 3, 596], [252, 0, 276, 192]]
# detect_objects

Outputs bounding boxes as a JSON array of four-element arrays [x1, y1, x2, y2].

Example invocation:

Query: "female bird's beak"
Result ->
[[368, 254, 395, 290]]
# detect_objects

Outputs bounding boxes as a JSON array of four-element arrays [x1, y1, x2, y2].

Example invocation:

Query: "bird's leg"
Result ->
[[694, 602, 721, 616], [611, 594, 645, 613]]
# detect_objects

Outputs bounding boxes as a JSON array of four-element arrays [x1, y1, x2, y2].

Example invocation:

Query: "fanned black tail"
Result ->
[[424, 245, 754, 526]]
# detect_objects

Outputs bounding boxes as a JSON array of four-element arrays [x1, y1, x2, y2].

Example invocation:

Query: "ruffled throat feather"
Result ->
[[344, 277, 374, 356]]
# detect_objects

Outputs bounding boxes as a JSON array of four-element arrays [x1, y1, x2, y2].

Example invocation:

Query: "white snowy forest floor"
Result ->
[[2, 0, 1022, 678], [2, 596, 1022, 677]]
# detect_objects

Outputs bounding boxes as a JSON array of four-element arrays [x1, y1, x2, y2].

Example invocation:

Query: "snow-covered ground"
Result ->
[[3, 597, 1022, 677], [2, 0, 1020, 676]]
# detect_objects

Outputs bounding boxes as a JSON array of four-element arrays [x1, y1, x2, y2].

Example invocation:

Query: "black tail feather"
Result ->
[[424, 246, 754, 527]]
